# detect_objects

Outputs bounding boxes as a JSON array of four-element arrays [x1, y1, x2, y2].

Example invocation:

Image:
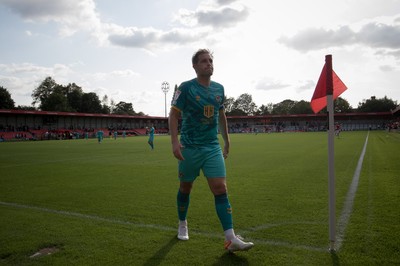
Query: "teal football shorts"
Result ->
[[178, 145, 226, 182]]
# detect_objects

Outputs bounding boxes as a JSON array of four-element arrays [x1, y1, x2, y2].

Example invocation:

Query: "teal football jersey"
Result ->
[[171, 78, 225, 146]]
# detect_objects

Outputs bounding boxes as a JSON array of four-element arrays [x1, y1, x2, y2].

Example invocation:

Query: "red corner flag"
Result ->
[[310, 63, 348, 113]]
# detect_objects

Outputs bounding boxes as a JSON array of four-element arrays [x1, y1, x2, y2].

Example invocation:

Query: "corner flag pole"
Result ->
[[326, 54, 336, 251]]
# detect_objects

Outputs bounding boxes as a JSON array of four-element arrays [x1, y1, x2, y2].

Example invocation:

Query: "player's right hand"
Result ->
[[172, 142, 185, 161]]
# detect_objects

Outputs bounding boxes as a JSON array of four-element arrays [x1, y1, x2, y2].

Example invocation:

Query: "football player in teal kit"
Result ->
[[148, 125, 155, 150], [168, 49, 254, 253]]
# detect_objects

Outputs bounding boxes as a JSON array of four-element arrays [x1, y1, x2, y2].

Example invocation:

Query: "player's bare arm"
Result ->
[[219, 109, 230, 159], [169, 107, 184, 161]]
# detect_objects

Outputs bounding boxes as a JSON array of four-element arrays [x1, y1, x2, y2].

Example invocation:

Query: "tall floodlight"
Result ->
[[161, 81, 170, 117]]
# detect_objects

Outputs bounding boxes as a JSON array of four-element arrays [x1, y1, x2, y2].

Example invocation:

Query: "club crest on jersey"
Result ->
[[196, 95, 201, 101], [215, 95, 222, 103], [204, 105, 214, 118]]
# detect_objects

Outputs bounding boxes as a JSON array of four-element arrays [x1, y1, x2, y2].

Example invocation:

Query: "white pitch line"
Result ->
[[0, 154, 110, 169], [0, 201, 177, 231], [0, 201, 327, 252], [335, 132, 369, 250]]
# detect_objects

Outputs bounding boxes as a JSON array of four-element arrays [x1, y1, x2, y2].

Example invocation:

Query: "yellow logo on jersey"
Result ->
[[204, 105, 214, 118]]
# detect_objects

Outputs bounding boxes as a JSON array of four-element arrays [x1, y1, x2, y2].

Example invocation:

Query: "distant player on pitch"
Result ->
[[335, 123, 341, 138], [147, 125, 155, 150], [169, 49, 254, 252], [96, 129, 104, 143]]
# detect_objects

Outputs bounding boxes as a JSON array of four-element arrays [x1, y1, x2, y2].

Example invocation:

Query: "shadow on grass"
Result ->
[[143, 236, 178, 266], [331, 251, 340, 266], [213, 252, 249, 266]]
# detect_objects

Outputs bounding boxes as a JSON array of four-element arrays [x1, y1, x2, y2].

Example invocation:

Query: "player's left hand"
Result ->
[[223, 144, 229, 159]]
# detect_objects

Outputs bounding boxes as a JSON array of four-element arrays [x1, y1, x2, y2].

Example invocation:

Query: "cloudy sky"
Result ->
[[0, 0, 399, 116]]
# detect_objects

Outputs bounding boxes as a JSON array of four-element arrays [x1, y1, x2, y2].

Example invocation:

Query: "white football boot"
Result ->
[[177, 221, 189, 241], [224, 235, 254, 252]]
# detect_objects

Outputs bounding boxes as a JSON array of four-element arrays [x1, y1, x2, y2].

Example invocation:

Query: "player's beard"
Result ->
[[203, 68, 213, 77], [195, 66, 213, 78]]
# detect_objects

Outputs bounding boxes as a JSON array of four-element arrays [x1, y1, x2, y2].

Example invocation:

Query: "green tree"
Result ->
[[40, 91, 70, 111], [223, 96, 235, 114], [16, 105, 36, 111], [271, 99, 296, 115], [81, 92, 102, 113], [357, 96, 397, 112], [101, 95, 111, 114], [0, 86, 15, 109], [31, 76, 58, 108], [29, 76, 149, 115], [110, 99, 116, 114], [231, 93, 257, 116], [290, 100, 313, 114], [113, 101, 136, 115], [65, 83, 83, 112], [255, 103, 273, 115], [227, 108, 247, 116], [318, 97, 353, 114], [334, 97, 352, 113]]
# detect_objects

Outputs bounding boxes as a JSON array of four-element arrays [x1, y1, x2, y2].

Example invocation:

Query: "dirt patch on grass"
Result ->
[[30, 246, 60, 258]]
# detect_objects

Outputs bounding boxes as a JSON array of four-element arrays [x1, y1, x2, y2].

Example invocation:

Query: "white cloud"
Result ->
[[375, 49, 400, 60], [1, 0, 80, 20], [379, 65, 395, 72], [278, 26, 356, 52], [216, 0, 238, 5], [1, 0, 103, 40], [296, 80, 316, 93], [194, 6, 249, 28], [1, 63, 54, 75], [110, 70, 139, 78], [279, 17, 400, 55], [357, 22, 400, 49], [91, 69, 139, 81], [1, 0, 249, 50], [174, 2, 249, 29], [106, 0, 250, 49], [254, 77, 290, 91], [107, 26, 208, 49]]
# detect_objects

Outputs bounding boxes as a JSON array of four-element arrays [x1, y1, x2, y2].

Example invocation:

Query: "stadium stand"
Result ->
[[0, 109, 398, 141]]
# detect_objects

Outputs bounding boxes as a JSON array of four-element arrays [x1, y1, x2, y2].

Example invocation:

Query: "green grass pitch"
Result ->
[[0, 131, 399, 265]]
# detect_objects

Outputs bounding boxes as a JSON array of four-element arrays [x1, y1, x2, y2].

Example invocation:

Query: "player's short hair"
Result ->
[[192, 49, 213, 65]]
